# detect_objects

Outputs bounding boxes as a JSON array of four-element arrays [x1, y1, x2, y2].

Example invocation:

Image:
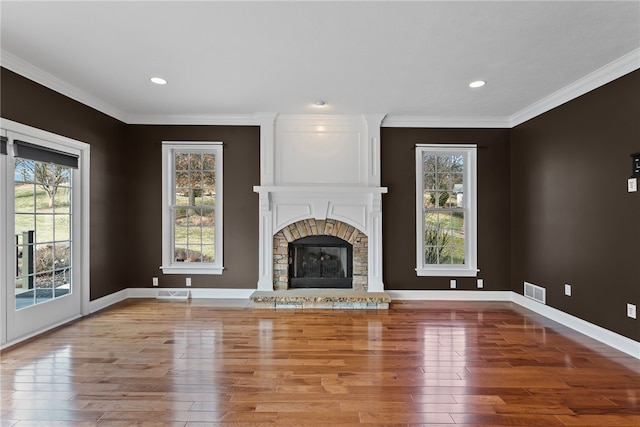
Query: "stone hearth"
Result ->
[[250, 289, 391, 309]]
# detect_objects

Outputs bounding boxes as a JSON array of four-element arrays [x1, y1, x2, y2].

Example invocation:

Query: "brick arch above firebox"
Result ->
[[273, 218, 368, 291]]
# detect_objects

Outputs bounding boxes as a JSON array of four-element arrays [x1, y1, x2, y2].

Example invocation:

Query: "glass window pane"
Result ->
[[15, 183, 36, 213], [200, 245, 215, 262], [54, 215, 71, 241], [175, 153, 188, 171], [189, 153, 203, 171], [35, 244, 54, 274], [203, 154, 215, 170], [189, 171, 203, 190], [53, 186, 71, 212], [422, 154, 435, 173], [202, 171, 215, 192], [15, 159, 35, 183], [423, 173, 436, 191], [35, 214, 54, 244], [15, 214, 35, 235]]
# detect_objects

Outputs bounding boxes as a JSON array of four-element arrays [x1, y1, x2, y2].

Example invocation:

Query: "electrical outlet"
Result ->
[[450, 279, 456, 289], [477, 279, 483, 289], [564, 284, 571, 296], [627, 303, 636, 319], [152, 277, 158, 287], [186, 277, 191, 287]]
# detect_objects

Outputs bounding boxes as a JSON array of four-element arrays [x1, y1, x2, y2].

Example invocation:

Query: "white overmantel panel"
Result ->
[[271, 114, 385, 187]]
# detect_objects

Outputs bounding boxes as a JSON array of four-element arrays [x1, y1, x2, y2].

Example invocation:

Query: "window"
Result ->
[[161, 142, 223, 274], [416, 144, 477, 277]]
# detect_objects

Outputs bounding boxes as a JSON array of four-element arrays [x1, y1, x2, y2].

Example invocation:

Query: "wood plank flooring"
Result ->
[[1, 299, 639, 426]]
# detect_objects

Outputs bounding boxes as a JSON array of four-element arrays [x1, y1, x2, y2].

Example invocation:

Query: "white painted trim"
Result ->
[[509, 47, 640, 127], [127, 114, 259, 126], [0, 50, 128, 123], [387, 290, 511, 301], [0, 128, 6, 345], [0, 119, 90, 344], [0, 314, 82, 350], [415, 145, 477, 277], [188, 288, 255, 299], [126, 287, 254, 299], [382, 115, 511, 129], [161, 142, 223, 275], [511, 293, 640, 359], [89, 289, 129, 313]]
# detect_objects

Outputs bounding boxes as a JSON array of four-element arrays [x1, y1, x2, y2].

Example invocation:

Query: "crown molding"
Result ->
[[0, 49, 129, 123], [382, 115, 511, 129], [126, 114, 259, 126], [3, 48, 638, 129], [509, 47, 640, 127]]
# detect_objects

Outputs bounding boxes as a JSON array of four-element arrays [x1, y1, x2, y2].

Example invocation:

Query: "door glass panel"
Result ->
[[14, 159, 73, 310]]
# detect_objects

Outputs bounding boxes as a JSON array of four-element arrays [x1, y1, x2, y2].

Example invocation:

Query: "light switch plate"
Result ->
[[628, 303, 637, 319], [628, 178, 637, 192], [564, 284, 571, 296]]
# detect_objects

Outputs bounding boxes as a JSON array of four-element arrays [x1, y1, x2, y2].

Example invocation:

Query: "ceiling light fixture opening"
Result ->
[[150, 77, 167, 85], [313, 100, 327, 107], [469, 80, 486, 88]]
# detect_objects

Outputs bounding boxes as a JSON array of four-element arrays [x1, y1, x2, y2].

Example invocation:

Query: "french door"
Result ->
[[1, 119, 89, 346]]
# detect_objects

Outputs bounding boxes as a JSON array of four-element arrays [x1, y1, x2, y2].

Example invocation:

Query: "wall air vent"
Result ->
[[156, 289, 190, 300], [524, 282, 546, 304]]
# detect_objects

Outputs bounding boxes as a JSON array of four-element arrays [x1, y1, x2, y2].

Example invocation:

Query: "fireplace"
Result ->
[[289, 236, 352, 289], [253, 113, 388, 293]]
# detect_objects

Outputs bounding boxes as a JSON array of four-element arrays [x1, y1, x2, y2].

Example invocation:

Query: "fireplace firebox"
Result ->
[[288, 236, 353, 289]]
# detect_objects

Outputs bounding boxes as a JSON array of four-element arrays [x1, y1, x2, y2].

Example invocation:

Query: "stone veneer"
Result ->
[[273, 218, 368, 291]]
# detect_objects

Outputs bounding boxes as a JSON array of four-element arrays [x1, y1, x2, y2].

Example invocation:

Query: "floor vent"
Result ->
[[156, 289, 190, 300], [524, 282, 546, 304]]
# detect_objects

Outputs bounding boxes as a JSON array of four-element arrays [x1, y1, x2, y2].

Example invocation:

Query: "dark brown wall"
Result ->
[[381, 128, 511, 291], [1, 68, 128, 300], [511, 70, 640, 341], [125, 125, 260, 289]]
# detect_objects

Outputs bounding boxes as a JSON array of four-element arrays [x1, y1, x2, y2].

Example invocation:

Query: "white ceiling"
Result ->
[[1, 1, 639, 127]]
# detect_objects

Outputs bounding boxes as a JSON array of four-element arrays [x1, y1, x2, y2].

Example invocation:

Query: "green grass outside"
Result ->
[[15, 184, 71, 245]]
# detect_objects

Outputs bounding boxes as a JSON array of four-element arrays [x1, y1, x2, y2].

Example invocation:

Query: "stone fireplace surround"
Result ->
[[273, 218, 368, 291]]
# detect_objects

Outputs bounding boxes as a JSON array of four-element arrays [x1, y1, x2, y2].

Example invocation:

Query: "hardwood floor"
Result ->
[[1, 299, 638, 426]]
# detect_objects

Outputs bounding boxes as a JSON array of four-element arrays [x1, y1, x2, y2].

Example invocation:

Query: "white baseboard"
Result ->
[[89, 288, 129, 313], [387, 290, 512, 301], [78, 287, 640, 360], [0, 314, 82, 350], [511, 293, 640, 359], [126, 287, 255, 299]]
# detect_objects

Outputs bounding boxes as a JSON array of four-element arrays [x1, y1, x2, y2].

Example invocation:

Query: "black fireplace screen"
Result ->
[[289, 235, 353, 288]]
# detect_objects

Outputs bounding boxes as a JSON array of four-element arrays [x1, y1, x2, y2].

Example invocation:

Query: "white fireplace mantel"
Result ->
[[254, 185, 387, 292]]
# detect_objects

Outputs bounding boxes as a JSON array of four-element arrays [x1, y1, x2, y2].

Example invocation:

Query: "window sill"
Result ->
[[161, 265, 224, 275], [416, 267, 478, 277]]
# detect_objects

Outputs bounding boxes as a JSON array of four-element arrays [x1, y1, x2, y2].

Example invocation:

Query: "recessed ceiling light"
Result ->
[[150, 77, 167, 85], [469, 80, 486, 88], [314, 100, 327, 107]]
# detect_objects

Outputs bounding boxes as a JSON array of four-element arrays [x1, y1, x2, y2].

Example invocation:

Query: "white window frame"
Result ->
[[161, 142, 224, 275], [415, 144, 477, 277]]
